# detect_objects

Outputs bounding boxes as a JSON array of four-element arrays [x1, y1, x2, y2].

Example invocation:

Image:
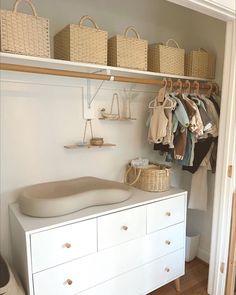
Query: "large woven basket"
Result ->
[[124, 163, 171, 192], [108, 26, 148, 71], [0, 0, 50, 58], [148, 39, 185, 75], [185, 48, 215, 79], [54, 15, 108, 65]]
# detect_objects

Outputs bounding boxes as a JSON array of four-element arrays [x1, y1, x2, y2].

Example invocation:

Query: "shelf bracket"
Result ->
[[83, 69, 114, 119]]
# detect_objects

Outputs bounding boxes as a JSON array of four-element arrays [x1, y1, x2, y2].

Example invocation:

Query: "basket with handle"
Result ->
[[0, 0, 50, 57], [54, 15, 108, 65], [185, 48, 215, 79], [124, 163, 171, 192], [108, 26, 148, 70], [148, 39, 185, 75]]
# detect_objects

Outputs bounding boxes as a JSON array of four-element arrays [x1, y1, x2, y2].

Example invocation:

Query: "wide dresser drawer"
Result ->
[[98, 205, 146, 250], [79, 249, 185, 295], [31, 218, 97, 273], [147, 195, 186, 233]]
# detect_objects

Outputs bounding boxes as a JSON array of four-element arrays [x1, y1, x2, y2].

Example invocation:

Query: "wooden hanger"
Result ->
[[193, 80, 200, 95], [207, 82, 213, 97], [156, 78, 168, 103], [183, 80, 191, 95], [174, 79, 182, 95], [167, 78, 173, 93]]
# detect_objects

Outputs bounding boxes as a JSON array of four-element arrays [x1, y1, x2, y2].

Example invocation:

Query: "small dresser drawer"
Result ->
[[98, 206, 146, 250], [147, 195, 186, 233], [31, 219, 97, 273]]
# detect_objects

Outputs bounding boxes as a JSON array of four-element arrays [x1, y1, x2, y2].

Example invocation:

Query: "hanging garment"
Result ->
[[174, 126, 188, 160], [186, 97, 204, 137], [183, 137, 213, 173], [209, 95, 220, 116], [148, 98, 169, 143], [170, 94, 189, 128], [178, 131, 194, 166], [163, 97, 177, 145], [200, 96, 219, 137], [188, 166, 208, 210], [188, 143, 214, 211]]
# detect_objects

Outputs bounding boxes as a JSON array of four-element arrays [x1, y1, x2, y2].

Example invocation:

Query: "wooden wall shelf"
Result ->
[[99, 117, 137, 121], [0, 53, 212, 87], [64, 143, 116, 149]]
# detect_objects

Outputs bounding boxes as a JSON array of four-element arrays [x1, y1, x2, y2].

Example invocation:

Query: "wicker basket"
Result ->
[[185, 48, 216, 79], [108, 26, 148, 71], [54, 15, 108, 65], [124, 163, 171, 192], [0, 0, 50, 58], [148, 39, 185, 75]]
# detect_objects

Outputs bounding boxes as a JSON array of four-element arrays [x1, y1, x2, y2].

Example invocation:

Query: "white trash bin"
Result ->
[[185, 232, 200, 262]]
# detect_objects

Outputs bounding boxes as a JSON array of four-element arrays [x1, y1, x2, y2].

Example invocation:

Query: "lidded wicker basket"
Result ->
[[108, 26, 148, 71], [124, 163, 171, 192], [185, 48, 215, 79], [148, 39, 185, 75], [0, 0, 50, 57], [54, 15, 108, 65]]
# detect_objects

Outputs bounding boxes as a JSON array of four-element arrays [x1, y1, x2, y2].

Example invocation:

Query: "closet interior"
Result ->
[[0, 0, 228, 294]]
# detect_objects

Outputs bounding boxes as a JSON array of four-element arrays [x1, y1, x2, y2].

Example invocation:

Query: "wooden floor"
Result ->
[[149, 258, 209, 295]]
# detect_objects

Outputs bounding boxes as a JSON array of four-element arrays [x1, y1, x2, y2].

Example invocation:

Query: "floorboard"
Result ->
[[149, 258, 209, 295]]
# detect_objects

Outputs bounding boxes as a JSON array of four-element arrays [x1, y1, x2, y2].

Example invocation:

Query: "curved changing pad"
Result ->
[[19, 177, 132, 218]]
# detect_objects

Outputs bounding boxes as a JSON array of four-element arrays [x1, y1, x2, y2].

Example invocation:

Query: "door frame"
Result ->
[[167, 1, 235, 294]]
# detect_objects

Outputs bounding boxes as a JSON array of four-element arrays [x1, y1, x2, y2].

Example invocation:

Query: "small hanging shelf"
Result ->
[[64, 143, 116, 149], [99, 117, 136, 121]]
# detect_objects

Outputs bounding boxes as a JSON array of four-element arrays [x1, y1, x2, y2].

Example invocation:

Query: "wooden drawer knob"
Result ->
[[66, 279, 73, 285], [165, 240, 171, 245], [63, 243, 71, 248], [165, 267, 170, 272], [166, 212, 171, 217], [122, 225, 128, 231]]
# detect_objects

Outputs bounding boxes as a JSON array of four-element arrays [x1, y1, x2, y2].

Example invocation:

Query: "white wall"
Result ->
[[0, 0, 226, 263]]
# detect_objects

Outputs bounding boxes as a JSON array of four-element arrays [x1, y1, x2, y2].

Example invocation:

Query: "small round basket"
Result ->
[[90, 137, 104, 146], [124, 163, 171, 192]]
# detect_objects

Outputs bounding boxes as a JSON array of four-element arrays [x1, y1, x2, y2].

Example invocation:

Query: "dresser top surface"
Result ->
[[9, 187, 186, 233]]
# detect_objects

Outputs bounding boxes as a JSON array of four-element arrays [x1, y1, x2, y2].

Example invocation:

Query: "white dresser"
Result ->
[[9, 187, 187, 295]]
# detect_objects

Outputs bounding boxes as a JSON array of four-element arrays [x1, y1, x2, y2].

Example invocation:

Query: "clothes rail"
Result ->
[[0, 63, 213, 89]]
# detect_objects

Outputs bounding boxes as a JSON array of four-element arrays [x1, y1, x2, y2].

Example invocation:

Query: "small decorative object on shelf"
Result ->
[[64, 119, 115, 149], [90, 137, 104, 146], [99, 92, 136, 121]]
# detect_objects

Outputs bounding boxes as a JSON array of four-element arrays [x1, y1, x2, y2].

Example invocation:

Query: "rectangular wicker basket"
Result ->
[[0, 0, 50, 58], [185, 48, 215, 79], [124, 164, 171, 192], [108, 26, 148, 71], [148, 39, 185, 75], [54, 15, 108, 65]]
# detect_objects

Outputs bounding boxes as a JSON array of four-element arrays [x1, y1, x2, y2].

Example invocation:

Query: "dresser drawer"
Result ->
[[145, 223, 185, 259], [79, 249, 185, 295], [147, 195, 186, 233], [98, 206, 146, 250], [31, 219, 97, 273]]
